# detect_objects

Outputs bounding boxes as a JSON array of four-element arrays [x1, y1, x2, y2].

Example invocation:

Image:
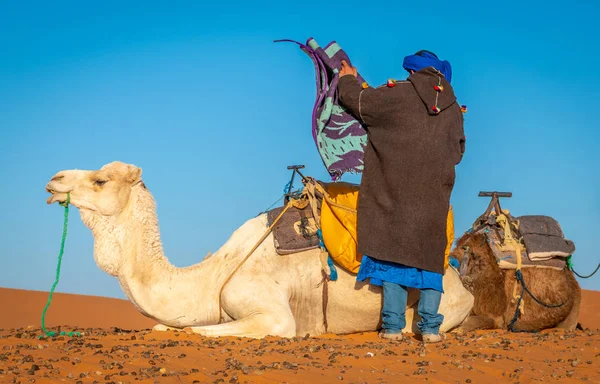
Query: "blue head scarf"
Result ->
[[402, 50, 452, 83]]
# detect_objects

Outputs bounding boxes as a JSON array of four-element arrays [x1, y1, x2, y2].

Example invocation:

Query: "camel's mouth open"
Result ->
[[46, 192, 67, 205], [45, 180, 73, 205], [45, 185, 97, 211]]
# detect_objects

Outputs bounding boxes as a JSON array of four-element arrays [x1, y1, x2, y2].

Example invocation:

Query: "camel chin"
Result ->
[[46, 194, 64, 204]]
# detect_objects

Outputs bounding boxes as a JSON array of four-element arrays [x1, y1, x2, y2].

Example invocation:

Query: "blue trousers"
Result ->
[[382, 281, 444, 335]]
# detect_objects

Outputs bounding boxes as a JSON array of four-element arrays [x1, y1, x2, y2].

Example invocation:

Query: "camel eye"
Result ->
[[94, 180, 107, 186]]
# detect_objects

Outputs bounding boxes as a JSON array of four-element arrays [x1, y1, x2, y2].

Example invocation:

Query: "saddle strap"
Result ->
[[218, 186, 333, 325], [496, 213, 527, 315], [218, 201, 293, 323]]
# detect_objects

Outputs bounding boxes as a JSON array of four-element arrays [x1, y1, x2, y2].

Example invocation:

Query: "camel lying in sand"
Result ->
[[45, 161, 474, 339], [450, 230, 581, 333]]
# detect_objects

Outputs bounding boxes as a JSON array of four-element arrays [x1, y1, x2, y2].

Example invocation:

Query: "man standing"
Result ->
[[337, 50, 465, 343]]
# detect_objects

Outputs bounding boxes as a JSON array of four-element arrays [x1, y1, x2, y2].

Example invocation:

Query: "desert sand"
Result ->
[[1, 287, 598, 383]]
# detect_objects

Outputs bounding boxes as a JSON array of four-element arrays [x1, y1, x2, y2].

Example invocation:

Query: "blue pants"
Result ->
[[381, 281, 444, 335]]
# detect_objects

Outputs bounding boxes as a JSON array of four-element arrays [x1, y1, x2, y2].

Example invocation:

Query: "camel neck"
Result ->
[[112, 184, 224, 326]]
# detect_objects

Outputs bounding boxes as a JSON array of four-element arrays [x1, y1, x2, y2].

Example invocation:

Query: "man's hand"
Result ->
[[340, 60, 357, 77]]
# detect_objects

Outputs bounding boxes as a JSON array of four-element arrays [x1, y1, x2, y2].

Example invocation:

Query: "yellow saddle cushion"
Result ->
[[445, 204, 455, 270], [320, 182, 454, 273], [320, 182, 362, 273]]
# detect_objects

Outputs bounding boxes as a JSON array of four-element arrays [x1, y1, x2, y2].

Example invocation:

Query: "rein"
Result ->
[[40, 192, 81, 338]]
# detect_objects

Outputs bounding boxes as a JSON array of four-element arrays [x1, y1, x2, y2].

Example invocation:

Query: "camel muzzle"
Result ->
[[45, 181, 73, 204]]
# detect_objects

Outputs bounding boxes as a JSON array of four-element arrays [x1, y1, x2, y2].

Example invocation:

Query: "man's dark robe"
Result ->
[[338, 67, 465, 274]]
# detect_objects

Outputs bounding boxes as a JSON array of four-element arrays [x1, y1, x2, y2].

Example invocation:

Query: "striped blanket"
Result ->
[[276, 37, 368, 180]]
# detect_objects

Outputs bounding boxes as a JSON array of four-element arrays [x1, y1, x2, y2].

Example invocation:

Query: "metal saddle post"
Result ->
[[284, 165, 307, 203], [472, 191, 513, 230]]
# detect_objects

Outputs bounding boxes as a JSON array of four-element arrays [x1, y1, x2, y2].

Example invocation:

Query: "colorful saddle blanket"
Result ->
[[275, 37, 368, 180]]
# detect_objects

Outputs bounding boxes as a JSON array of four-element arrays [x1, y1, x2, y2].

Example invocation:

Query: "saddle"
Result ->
[[266, 177, 325, 255], [267, 171, 456, 275], [267, 196, 323, 255], [471, 192, 575, 271]]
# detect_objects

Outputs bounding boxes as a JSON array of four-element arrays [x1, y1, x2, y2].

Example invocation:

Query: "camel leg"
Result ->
[[183, 311, 296, 339], [556, 285, 582, 330], [152, 324, 183, 332], [184, 275, 305, 338], [455, 315, 496, 333]]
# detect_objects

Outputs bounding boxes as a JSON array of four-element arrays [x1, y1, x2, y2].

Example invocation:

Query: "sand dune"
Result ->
[[0, 288, 156, 330], [0, 287, 598, 383]]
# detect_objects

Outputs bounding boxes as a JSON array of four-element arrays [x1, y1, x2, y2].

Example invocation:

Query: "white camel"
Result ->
[[45, 161, 474, 339]]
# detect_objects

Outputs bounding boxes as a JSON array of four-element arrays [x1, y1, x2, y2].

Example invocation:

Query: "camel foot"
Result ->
[[152, 324, 183, 332], [455, 315, 496, 333], [182, 314, 296, 339], [556, 287, 581, 330]]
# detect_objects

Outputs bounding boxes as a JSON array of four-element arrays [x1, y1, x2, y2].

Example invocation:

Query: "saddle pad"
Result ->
[[517, 215, 565, 237], [267, 202, 321, 255], [485, 229, 566, 271], [516, 215, 576, 261], [320, 181, 361, 273], [521, 234, 575, 261]]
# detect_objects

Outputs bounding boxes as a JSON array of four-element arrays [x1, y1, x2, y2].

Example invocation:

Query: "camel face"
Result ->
[[46, 161, 142, 216], [452, 233, 487, 264]]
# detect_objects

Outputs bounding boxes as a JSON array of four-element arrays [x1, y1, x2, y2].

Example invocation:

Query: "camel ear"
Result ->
[[127, 165, 142, 184]]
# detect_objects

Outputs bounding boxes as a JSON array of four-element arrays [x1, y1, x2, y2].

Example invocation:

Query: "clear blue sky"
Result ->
[[1, 1, 598, 300]]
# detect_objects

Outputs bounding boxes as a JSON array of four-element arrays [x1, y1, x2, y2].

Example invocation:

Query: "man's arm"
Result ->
[[337, 60, 377, 126], [338, 74, 368, 123]]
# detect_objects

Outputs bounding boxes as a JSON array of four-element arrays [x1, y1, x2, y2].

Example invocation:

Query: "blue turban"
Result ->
[[402, 51, 452, 83]]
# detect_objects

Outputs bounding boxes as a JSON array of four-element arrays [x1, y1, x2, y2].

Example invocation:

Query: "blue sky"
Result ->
[[1, 0, 598, 300]]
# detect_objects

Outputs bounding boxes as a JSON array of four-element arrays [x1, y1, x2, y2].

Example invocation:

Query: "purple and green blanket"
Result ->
[[276, 37, 368, 180]]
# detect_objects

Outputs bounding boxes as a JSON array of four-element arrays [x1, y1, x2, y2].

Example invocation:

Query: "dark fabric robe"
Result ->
[[338, 67, 466, 274]]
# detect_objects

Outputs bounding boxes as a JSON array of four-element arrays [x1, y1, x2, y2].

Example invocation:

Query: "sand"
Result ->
[[1, 287, 599, 383]]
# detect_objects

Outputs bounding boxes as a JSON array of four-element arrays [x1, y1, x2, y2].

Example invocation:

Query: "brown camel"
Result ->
[[450, 230, 581, 333]]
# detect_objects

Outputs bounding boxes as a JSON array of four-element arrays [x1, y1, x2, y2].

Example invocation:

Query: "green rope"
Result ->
[[39, 192, 81, 338]]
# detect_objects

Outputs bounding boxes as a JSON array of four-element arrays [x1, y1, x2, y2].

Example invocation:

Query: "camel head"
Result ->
[[45, 161, 146, 276], [451, 230, 499, 288], [46, 161, 143, 217], [451, 231, 484, 264]]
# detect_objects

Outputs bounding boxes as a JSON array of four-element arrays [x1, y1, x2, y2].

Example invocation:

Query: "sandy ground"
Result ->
[[1, 288, 599, 383]]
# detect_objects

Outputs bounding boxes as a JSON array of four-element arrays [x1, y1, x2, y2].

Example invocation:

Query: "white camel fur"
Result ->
[[45, 161, 474, 339]]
